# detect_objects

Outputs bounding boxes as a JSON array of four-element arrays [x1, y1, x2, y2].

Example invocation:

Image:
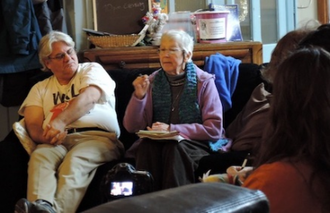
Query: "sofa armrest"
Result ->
[[82, 183, 269, 213]]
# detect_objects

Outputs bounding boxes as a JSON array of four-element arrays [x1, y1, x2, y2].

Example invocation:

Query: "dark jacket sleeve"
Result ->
[[1, 0, 41, 55]]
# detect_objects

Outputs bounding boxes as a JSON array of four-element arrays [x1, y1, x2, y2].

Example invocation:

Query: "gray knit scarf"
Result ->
[[152, 62, 202, 124]]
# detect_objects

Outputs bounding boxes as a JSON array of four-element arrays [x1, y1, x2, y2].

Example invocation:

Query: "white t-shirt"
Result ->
[[19, 62, 120, 137]]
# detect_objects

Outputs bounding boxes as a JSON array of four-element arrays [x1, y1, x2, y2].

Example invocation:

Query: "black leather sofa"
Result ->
[[83, 183, 269, 213], [0, 62, 263, 212]]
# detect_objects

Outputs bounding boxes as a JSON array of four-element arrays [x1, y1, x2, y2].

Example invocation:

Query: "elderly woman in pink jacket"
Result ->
[[123, 29, 224, 191]]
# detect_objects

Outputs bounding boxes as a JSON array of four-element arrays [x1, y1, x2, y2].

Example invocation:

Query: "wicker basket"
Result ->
[[88, 34, 144, 48]]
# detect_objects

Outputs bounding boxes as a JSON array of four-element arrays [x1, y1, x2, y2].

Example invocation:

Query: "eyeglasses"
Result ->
[[48, 48, 75, 61], [157, 48, 183, 55]]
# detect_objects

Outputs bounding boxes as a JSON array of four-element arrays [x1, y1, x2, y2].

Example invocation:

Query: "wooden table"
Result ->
[[81, 41, 263, 70]]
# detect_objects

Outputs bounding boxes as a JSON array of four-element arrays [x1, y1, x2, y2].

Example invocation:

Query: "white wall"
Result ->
[[296, 0, 318, 28], [66, 0, 94, 51]]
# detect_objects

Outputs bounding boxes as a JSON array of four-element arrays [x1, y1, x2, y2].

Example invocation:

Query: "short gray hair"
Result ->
[[38, 31, 75, 71], [161, 30, 194, 62]]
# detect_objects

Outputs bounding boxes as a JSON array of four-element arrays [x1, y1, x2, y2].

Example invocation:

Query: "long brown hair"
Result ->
[[255, 47, 330, 210], [261, 29, 312, 84], [299, 23, 330, 53]]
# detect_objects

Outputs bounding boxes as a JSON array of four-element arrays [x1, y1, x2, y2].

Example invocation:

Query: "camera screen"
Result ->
[[110, 181, 133, 196]]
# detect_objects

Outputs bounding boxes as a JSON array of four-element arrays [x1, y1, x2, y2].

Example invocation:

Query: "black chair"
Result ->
[[82, 182, 269, 213]]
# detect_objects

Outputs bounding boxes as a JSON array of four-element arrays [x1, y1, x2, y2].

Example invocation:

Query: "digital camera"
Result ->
[[102, 163, 154, 201]]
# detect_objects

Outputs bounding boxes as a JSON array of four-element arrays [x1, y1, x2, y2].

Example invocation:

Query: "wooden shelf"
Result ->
[[81, 41, 263, 70]]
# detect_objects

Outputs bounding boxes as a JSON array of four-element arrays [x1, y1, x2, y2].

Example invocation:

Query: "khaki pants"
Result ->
[[27, 131, 124, 213]]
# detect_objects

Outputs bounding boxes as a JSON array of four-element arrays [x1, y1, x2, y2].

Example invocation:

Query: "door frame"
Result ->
[[318, 0, 329, 24]]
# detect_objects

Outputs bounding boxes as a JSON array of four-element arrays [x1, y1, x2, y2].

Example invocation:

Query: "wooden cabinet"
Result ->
[[81, 42, 263, 70]]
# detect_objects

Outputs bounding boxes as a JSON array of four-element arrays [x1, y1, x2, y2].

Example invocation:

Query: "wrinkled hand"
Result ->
[[43, 123, 67, 146], [133, 74, 150, 99], [226, 166, 254, 185], [147, 122, 169, 131]]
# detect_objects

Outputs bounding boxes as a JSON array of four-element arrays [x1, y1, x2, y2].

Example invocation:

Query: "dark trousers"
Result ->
[[135, 139, 210, 191]]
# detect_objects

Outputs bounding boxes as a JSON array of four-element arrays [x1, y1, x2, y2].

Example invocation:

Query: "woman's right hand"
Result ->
[[132, 74, 150, 99]]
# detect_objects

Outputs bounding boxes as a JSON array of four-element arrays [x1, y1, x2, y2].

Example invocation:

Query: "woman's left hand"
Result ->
[[147, 122, 169, 131], [226, 166, 254, 184]]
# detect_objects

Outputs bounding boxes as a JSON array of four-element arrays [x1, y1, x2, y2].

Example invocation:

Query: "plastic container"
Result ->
[[193, 10, 230, 43]]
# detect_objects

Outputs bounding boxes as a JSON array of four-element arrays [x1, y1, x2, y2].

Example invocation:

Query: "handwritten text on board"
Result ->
[[103, 2, 147, 12]]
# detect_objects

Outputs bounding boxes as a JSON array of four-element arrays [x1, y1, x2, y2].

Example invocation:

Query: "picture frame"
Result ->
[[152, 0, 168, 13]]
